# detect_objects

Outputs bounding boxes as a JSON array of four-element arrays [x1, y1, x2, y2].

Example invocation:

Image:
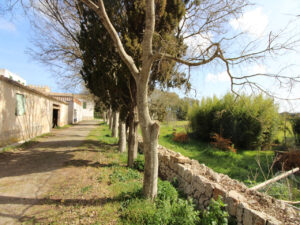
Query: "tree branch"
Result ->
[[80, 0, 139, 78]]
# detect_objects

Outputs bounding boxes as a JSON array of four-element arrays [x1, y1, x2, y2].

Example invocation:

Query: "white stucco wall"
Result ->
[[79, 98, 95, 120], [68, 100, 83, 124], [0, 77, 68, 147]]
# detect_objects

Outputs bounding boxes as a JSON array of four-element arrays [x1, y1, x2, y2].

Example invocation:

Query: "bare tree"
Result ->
[[18, 0, 83, 91]]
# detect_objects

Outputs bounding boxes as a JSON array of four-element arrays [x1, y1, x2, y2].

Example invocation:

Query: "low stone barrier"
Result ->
[[139, 140, 300, 225]]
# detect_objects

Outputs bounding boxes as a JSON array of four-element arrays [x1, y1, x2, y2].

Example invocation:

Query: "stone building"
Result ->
[[50, 93, 95, 122], [0, 69, 95, 148], [0, 75, 68, 147], [27, 87, 95, 124]]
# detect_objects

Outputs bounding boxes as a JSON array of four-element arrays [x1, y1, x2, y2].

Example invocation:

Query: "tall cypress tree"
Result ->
[[77, 0, 188, 172]]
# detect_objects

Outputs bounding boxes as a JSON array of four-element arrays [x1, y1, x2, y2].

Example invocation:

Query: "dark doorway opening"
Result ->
[[53, 109, 59, 128]]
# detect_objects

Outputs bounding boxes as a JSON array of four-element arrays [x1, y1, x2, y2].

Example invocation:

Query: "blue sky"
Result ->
[[0, 10, 64, 92], [0, 0, 300, 111]]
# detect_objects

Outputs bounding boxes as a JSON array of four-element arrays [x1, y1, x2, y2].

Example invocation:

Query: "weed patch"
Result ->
[[201, 197, 229, 225], [109, 168, 141, 183], [133, 154, 145, 171], [81, 185, 93, 193], [120, 181, 200, 225]]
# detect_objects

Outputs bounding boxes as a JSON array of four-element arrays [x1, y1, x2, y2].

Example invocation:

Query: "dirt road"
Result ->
[[0, 120, 100, 224]]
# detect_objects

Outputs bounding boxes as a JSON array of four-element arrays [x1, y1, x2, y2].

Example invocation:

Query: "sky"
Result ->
[[0, 0, 300, 111]]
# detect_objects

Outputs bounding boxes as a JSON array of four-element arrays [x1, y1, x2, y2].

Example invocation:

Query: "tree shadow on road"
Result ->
[[0, 138, 118, 178]]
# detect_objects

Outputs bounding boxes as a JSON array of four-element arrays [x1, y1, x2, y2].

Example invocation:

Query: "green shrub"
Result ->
[[188, 93, 279, 150], [120, 180, 200, 225], [156, 180, 178, 203], [133, 157, 145, 172], [291, 116, 300, 144], [168, 198, 200, 225], [201, 197, 229, 225]]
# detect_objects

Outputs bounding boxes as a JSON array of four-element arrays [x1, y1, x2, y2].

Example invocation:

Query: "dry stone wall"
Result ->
[[139, 140, 300, 225]]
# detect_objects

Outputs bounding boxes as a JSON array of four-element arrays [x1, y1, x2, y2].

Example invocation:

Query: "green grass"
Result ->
[[86, 123, 202, 224], [55, 124, 73, 129], [159, 121, 275, 185], [96, 122, 119, 145]]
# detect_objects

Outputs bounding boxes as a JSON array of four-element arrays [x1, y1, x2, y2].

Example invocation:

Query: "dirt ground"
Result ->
[[0, 120, 106, 225]]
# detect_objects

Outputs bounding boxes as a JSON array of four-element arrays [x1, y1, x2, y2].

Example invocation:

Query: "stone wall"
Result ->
[[140, 141, 299, 225]]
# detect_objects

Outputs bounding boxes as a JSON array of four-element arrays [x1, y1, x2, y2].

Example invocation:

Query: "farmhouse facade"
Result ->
[[0, 75, 68, 147], [49, 93, 95, 122], [0, 70, 95, 148]]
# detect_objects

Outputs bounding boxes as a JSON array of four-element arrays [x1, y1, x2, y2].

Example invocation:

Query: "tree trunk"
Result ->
[[112, 111, 119, 138], [127, 108, 138, 167], [109, 110, 114, 130], [118, 121, 126, 152], [136, 81, 159, 199], [108, 108, 112, 127], [102, 111, 107, 123]]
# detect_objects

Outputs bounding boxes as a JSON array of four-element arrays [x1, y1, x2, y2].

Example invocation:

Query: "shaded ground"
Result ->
[[0, 120, 122, 224]]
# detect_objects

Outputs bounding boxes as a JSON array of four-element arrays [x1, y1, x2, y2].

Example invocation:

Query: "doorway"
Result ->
[[52, 104, 60, 128]]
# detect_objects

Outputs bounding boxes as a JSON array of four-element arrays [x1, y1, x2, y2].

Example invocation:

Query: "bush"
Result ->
[[188, 93, 280, 150], [201, 197, 229, 225], [133, 157, 145, 172], [121, 180, 200, 225]]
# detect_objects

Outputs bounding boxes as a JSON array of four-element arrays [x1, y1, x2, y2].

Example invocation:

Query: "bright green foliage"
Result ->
[[133, 155, 145, 172], [291, 116, 300, 144], [189, 93, 280, 149], [201, 197, 229, 225], [121, 180, 200, 225]]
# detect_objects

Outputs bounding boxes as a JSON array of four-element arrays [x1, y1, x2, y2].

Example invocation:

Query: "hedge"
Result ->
[[188, 93, 280, 150]]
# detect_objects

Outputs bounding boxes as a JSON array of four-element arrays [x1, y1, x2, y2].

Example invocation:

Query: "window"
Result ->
[[83, 102, 87, 109], [16, 94, 26, 116]]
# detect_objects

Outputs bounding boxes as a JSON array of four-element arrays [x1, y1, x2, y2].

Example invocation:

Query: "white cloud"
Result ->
[[230, 7, 268, 37], [250, 64, 267, 74], [0, 18, 16, 32], [206, 71, 230, 83]]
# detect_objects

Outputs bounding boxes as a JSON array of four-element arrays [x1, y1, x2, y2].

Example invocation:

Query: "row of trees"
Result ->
[[4, 0, 300, 199]]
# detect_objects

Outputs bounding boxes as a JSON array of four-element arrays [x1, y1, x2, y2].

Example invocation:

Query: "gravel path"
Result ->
[[0, 120, 99, 225]]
